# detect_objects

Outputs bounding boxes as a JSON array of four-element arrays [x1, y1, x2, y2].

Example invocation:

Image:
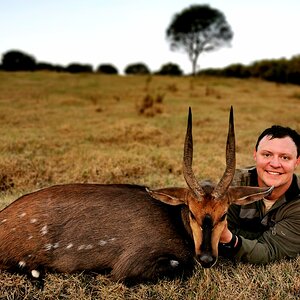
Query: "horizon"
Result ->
[[1, 0, 300, 74]]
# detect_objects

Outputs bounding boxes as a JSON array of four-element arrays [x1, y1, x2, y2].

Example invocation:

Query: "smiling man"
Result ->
[[219, 125, 300, 264]]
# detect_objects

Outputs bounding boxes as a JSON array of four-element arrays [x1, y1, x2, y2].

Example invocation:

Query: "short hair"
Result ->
[[255, 125, 300, 158]]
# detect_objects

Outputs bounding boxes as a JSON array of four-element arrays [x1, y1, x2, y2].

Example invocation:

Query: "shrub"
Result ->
[[1, 50, 36, 71], [66, 63, 93, 73], [124, 63, 150, 75], [156, 63, 183, 76], [96, 64, 118, 74], [136, 93, 164, 117]]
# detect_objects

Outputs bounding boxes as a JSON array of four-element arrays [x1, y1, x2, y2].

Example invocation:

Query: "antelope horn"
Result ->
[[212, 106, 236, 198], [183, 107, 205, 197]]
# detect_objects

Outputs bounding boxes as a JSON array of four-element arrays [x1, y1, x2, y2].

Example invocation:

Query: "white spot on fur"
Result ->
[[99, 240, 107, 246], [77, 244, 93, 251], [44, 244, 52, 251], [1, 219, 7, 223], [19, 212, 26, 218], [97, 238, 116, 247], [66, 243, 73, 249], [28, 235, 33, 240], [30, 218, 37, 224], [18, 261, 26, 268], [31, 270, 40, 278], [40, 225, 48, 235], [170, 260, 179, 268], [44, 243, 59, 251]]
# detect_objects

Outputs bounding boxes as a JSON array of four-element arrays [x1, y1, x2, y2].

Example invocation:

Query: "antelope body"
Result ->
[[0, 107, 273, 284]]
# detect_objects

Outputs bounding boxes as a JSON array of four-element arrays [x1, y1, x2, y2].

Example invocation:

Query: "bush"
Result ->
[[65, 63, 93, 73], [36, 62, 65, 72], [136, 93, 164, 117], [124, 63, 150, 75], [96, 64, 118, 74], [287, 55, 300, 85], [156, 63, 183, 76], [1, 50, 36, 71], [222, 63, 251, 78]]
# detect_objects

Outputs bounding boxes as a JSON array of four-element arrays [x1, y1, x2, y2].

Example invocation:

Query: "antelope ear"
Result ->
[[146, 187, 190, 206], [228, 186, 274, 205]]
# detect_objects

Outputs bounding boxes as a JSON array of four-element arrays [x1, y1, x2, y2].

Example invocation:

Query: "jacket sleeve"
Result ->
[[233, 201, 300, 264], [227, 204, 262, 240]]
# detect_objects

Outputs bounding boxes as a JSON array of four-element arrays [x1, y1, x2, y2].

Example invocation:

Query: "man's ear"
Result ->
[[253, 148, 257, 161], [146, 187, 190, 205], [296, 156, 300, 168], [228, 186, 274, 206]]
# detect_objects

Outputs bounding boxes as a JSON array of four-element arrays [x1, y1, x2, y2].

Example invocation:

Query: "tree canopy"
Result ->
[[97, 64, 118, 74], [124, 63, 150, 75], [156, 62, 183, 76], [2, 50, 36, 71], [166, 4, 233, 75]]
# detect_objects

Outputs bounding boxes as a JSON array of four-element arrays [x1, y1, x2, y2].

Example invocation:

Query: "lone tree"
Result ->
[[166, 4, 233, 75]]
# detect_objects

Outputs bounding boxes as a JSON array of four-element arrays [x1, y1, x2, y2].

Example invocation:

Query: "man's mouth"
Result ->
[[266, 170, 282, 175]]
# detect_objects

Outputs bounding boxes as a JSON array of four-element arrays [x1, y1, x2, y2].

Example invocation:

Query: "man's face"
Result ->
[[254, 136, 300, 193]]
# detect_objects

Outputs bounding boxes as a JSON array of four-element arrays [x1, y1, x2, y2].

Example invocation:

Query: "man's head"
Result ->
[[255, 125, 300, 158], [254, 125, 300, 199]]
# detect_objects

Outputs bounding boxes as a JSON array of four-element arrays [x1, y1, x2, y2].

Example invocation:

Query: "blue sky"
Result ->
[[1, 0, 299, 74]]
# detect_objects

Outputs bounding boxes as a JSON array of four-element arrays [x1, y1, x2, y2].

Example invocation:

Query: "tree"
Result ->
[[287, 55, 300, 85], [66, 63, 93, 73], [222, 63, 251, 78], [1, 50, 36, 71], [124, 63, 150, 75], [166, 4, 233, 76], [97, 64, 118, 74], [36, 62, 60, 72], [156, 62, 183, 76]]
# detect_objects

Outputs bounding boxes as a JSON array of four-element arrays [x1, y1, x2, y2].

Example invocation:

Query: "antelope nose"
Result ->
[[198, 253, 215, 268]]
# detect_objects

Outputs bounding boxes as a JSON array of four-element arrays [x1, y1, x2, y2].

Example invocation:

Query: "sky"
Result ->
[[1, 0, 300, 74]]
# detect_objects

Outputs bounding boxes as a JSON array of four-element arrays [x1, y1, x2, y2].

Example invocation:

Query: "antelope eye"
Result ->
[[189, 211, 196, 221], [220, 212, 227, 222]]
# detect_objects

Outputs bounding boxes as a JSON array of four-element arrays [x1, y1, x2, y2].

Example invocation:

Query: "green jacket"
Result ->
[[227, 166, 300, 264]]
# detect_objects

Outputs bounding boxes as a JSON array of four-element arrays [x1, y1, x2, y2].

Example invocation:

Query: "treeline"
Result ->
[[1, 49, 300, 85], [198, 55, 300, 85], [0, 50, 183, 76]]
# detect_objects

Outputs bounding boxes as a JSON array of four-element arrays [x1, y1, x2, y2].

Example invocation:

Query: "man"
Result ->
[[219, 125, 300, 264]]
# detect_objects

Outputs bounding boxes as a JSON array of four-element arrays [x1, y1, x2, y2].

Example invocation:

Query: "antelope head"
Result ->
[[148, 107, 273, 268]]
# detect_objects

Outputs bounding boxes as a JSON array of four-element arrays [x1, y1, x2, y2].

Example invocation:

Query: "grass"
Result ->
[[0, 72, 299, 299]]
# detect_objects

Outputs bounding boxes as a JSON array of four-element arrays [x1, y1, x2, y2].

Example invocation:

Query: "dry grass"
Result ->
[[0, 72, 299, 299], [0, 258, 299, 299]]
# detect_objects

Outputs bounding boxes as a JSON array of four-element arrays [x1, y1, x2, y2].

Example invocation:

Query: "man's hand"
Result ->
[[219, 222, 233, 244]]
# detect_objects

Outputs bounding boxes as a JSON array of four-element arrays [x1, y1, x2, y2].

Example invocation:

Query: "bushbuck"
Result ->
[[0, 107, 273, 284]]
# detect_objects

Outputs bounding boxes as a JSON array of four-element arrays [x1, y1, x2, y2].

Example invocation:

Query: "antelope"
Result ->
[[0, 107, 273, 285]]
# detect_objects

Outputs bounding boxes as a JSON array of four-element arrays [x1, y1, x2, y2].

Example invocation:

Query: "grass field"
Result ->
[[0, 71, 299, 299]]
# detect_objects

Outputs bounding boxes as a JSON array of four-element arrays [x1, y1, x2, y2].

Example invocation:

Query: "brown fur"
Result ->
[[0, 184, 195, 283]]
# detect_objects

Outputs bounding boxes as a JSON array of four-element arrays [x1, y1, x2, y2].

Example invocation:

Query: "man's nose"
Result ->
[[269, 156, 281, 167]]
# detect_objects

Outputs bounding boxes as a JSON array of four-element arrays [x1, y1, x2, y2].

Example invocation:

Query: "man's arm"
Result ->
[[221, 202, 300, 264]]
